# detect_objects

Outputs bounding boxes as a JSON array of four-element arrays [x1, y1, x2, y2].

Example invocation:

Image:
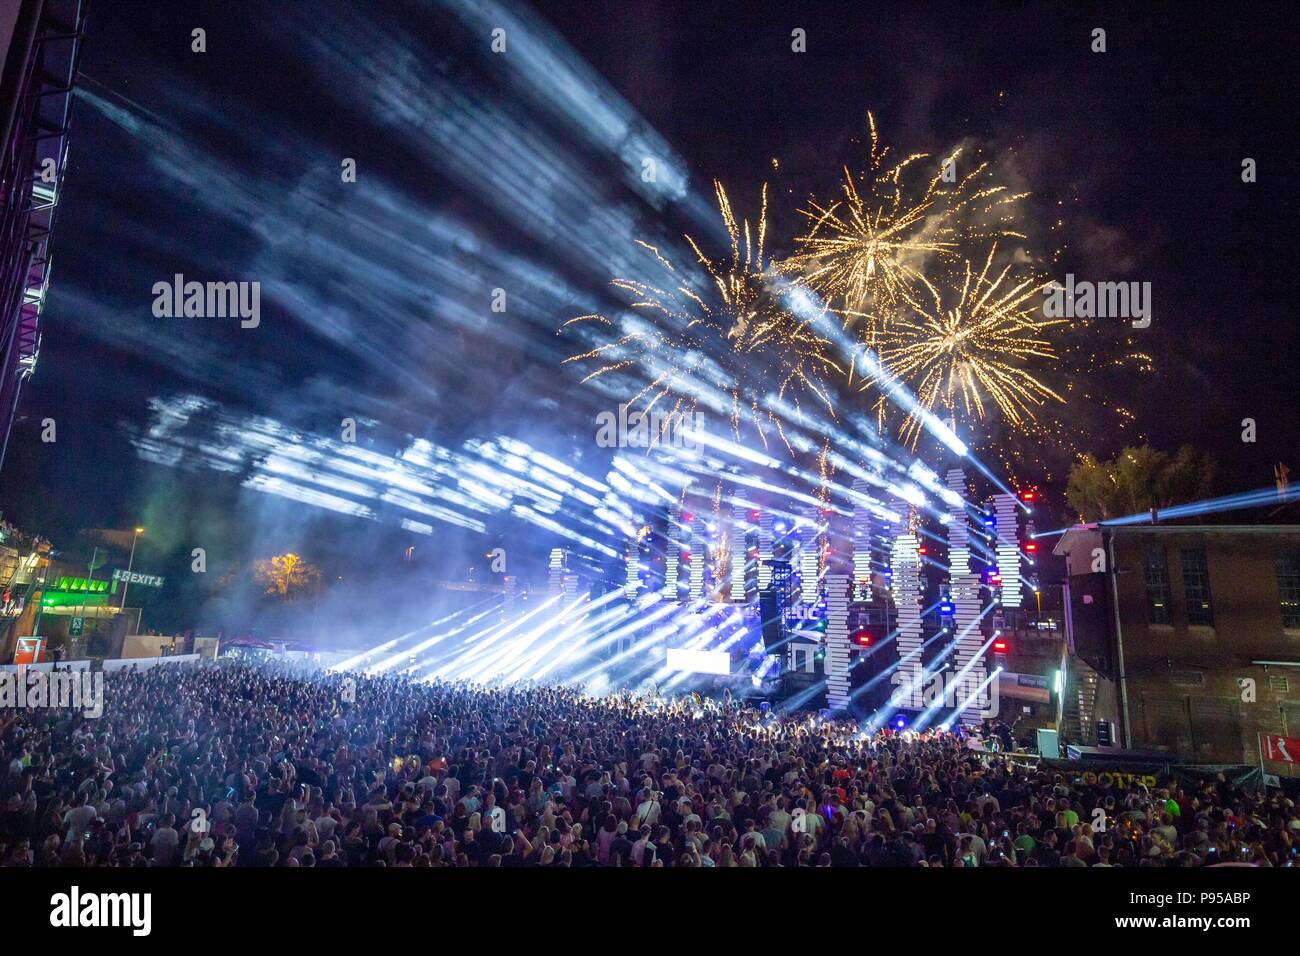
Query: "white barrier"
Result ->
[[101, 654, 202, 672], [3, 655, 203, 674]]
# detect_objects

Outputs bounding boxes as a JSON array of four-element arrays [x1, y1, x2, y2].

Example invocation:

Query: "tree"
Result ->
[[252, 553, 321, 602], [1066, 445, 1215, 522]]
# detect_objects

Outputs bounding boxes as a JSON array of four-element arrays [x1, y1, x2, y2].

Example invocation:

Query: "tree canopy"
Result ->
[[1065, 445, 1215, 522], [252, 552, 321, 602]]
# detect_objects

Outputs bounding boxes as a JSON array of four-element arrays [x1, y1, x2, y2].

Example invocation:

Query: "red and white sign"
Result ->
[[1259, 734, 1300, 764], [13, 637, 44, 665]]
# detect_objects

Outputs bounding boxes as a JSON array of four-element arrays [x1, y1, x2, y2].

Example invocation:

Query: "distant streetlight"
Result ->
[[119, 527, 144, 612]]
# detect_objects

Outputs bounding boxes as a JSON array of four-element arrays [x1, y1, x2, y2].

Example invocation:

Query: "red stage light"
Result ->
[[850, 630, 872, 647], [992, 639, 1008, 652]]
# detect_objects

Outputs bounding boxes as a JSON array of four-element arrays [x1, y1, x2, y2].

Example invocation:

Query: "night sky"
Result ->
[[0, 1, 1296, 622]]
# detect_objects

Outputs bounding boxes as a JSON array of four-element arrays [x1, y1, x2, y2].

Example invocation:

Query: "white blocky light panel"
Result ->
[[824, 573, 852, 710]]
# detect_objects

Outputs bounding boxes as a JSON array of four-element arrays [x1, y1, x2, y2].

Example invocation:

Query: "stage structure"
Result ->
[[798, 504, 823, 605], [548, 548, 565, 598], [729, 505, 746, 601], [887, 521, 925, 708], [989, 492, 1022, 610], [686, 512, 704, 599], [757, 511, 773, 590], [663, 502, 681, 598], [562, 571, 580, 605], [573, 464, 1020, 714], [947, 467, 992, 724], [623, 528, 639, 597], [851, 478, 872, 599], [0, 0, 86, 470], [502, 574, 518, 618], [824, 573, 852, 708]]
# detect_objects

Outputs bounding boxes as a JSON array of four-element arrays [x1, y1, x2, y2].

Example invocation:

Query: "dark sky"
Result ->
[[1, 0, 1296, 607], [535, 0, 1299, 474]]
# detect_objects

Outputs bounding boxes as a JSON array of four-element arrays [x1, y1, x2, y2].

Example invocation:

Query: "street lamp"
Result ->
[[119, 527, 144, 612]]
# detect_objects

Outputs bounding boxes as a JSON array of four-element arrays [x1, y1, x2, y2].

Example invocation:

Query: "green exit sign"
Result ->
[[54, 576, 109, 593]]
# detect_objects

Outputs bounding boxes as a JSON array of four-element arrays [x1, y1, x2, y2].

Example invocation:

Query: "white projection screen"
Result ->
[[665, 648, 730, 675]]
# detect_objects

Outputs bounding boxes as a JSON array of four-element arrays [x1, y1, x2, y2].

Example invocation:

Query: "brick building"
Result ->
[[1055, 524, 1300, 771]]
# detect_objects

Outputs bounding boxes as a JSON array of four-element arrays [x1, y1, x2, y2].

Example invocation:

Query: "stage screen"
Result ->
[[665, 648, 730, 675]]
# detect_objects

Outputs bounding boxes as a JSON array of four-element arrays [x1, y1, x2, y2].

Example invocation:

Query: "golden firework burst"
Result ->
[[779, 112, 1027, 338], [860, 244, 1066, 448], [563, 181, 843, 451]]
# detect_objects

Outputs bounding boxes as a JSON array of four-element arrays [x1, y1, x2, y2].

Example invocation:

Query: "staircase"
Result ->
[[0, 547, 24, 586], [0, 551, 40, 654], [1061, 659, 1100, 746]]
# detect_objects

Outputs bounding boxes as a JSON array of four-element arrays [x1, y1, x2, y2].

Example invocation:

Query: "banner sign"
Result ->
[[1260, 734, 1300, 764], [112, 568, 165, 589], [785, 604, 823, 623], [1041, 758, 1167, 790], [1075, 769, 1159, 791], [1042, 759, 1269, 795], [1013, 673, 1050, 690], [998, 671, 1051, 702]]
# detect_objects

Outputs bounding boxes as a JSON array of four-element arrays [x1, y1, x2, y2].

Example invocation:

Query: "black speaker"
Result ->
[[759, 589, 783, 650]]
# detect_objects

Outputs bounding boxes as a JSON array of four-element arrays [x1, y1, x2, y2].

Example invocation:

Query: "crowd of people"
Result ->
[[1, 659, 1296, 867]]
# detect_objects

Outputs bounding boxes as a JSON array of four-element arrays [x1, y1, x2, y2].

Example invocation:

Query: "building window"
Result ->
[[1143, 547, 1172, 625], [1277, 551, 1300, 629], [1181, 548, 1214, 627]]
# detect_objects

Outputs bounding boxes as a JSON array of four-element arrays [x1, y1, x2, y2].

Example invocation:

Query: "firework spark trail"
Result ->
[[779, 112, 1028, 336], [565, 111, 1152, 488], [562, 181, 844, 453], [861, 244, 1067, 449]]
